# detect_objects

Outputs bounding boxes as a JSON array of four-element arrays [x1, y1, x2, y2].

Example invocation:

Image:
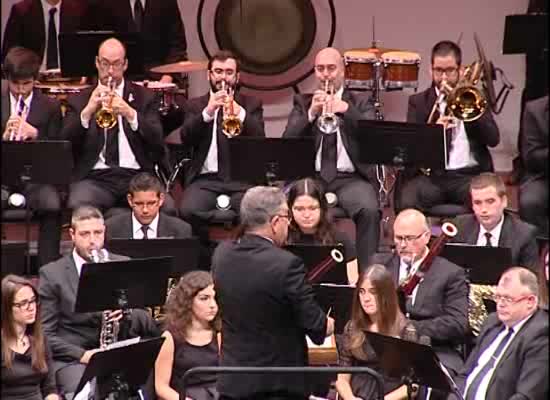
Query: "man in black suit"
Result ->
[[39, 205, 159, 395], [178, 50, 265, 232], [449, 266, 548, 400], [1, 46, 63, 266], [2, 0, 94, 70], [370, 209, 469, 378], [398, 40, 500, 212], [105, 171, 191, 239], [212, 186, 334, 400], [283, 47, 380, 267], [61, 37, 176, 215], [519, 95, 548, 236], [452, 172, 539, 270], [94, 0, 187, 83]]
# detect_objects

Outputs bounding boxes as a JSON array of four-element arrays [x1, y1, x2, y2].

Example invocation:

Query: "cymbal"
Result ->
[[150, 60, 208, 74]]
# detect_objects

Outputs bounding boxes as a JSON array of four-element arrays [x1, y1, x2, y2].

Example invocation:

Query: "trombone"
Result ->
[[96, 76, 118, 130], [220, 80, 242, 138], [316, 80, 340, 135]]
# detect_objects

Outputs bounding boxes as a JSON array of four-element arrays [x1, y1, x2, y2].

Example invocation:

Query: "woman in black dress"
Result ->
[[286, 177, 359, 284], [155, 271, 220, 400], [335, 264, 415, 400], [1, 274, 59, 400]]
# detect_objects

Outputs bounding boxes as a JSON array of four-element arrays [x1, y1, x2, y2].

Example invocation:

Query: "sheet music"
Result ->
[[306, 335, 333, 348]]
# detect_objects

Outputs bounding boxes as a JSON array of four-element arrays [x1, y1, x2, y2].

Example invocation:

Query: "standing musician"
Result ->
[[2, 0, 94, 70], [38, 206, 159, 396], [398, 40, 500, 212], [212, 186, 334, 400], [1, 46, 63, 267], [178, 50, 265, 237], [283, 47, 380, 268], [370, 209, 469, 380], [60, 37, 177, 214]]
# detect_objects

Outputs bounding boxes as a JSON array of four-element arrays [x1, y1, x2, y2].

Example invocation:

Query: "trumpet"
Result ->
[[6, 95, 28, 141], [316, 80, 340, 135], [96, 76, 118, 130], [220, 80, 242, 138]]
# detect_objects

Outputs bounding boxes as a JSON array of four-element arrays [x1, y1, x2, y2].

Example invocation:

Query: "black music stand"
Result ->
[[357, 120, 447, 169], [285, 243, 347, 285], [1, 141, 73, 274], [59, 31, 144, 77], [74, 337, 164, 400], [1, 241, 27, 278], [365, 331, 463, 400], [228, 137, 315, 185], [75, 256, 172, 340], [313, 283, 354, 334], [503, 14, 548, 54], [105, 238, 200, 278]]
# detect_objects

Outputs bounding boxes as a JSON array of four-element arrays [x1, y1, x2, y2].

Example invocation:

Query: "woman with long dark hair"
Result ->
[[335, 264, 414, 400], [286, 178, 359, 284], [155, 271, 220, 400], [1, 274, 58, 400]]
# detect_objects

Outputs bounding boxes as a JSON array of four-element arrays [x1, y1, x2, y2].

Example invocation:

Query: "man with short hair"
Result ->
[[1, 46, 63, 266], [105, 171, 191, 239], [283, 46, 380, 267], [39, 205, 159, 395], [450, 267, 548, 400], [452, 172, 539, 270], [212, 186, 334, 400], [398, 40, 500, 212]]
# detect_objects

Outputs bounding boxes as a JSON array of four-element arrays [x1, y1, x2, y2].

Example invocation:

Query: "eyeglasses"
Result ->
[[211, 68, 236, 77], [315, 64, 338, 73], [493, 294, 533, 305], [432, 67, 458, 76], [394, 231, 427, 244], [274, 213, 292, 222], [98, 58, 125, 70], [292, 205, 320, 213], [13, 297, 38, 310]]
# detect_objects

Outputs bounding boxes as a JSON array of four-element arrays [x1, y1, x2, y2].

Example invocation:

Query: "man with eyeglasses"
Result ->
[[283, 47, 380, 269], [398, 40, 500, 213], [61, 37, 176, 216], [370, 209, 468, 382], [178, 50, 264, 247], [449, 266, 548, 400]]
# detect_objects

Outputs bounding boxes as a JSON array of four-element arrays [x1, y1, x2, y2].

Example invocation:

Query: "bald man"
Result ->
[[283, 47, 380, 267], [61, 37, 176, 216], [370, 209, 469, 379], [451, 267, 548, 400]]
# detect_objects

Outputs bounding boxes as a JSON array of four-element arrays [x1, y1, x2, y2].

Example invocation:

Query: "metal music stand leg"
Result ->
[[24, 199, 32, 275]]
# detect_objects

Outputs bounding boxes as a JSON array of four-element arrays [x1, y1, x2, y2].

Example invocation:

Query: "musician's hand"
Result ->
[[229, 99, 242, 116], [3, 117, 38, 141], [205, 90, 227, 118], [106, 309, 123, 323], [80, 348, 101, 364], [81, 86, 105, 121], [331, 98, 349, 114], [309, 89, 326, 117], [2, 118, 18, 140], [160, 74, 173, 84], [435, 115, 457, 130], [111, 95, 137, 122], [326, 316, 335, 336]]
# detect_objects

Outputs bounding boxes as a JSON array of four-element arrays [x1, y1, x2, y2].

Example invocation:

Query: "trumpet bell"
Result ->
[[96, 108, 118, 130], [316, 112, 339, 135], [222, 116, 242, 138]]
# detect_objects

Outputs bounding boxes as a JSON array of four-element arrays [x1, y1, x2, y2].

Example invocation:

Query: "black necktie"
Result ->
[[133, 0, 144, 32], [320, 133, 337, 184], [484, 232, 493, 247], [465, 328, 514, 400], [141, 225, 149, 239], [104, 126, 119, 166], [404, 261, 414, 312], [46, 8, 58, 69]]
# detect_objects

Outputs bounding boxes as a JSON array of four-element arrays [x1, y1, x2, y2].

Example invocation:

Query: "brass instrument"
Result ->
[[220, 80, 242, 138], [316, 80, 340, 135], [152, 277, 178, 323], [96, 76, 118, 130], [91, 249, 121, 349], [6, 95, 27, 141], [468, 283, 496, 336]]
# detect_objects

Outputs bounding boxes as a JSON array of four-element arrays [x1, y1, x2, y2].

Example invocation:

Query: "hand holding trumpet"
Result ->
[[2, 116, 38, 141]]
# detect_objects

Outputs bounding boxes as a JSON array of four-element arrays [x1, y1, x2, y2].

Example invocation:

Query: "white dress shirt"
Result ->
[[464, 313, 534, 400], [9, 92, 33, 116], [475, 215, 504, 247], [129, 0, 146, 18], [309, 87, 355, 173], [398, 254, 427, 308], [40, 0, 61, 71], [132, 212, 159, 239], [72, 248, 88, 277], [80, 79, 140, 170]]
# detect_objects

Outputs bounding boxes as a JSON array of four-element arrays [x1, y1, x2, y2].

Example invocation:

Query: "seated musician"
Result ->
[[336, 264, 416, 400], [105, 172, 191, 239], [286, 177, 359, 285], [178, 50, 264, 237], [60, 37, 177, 215], [451, 172, 539, 270], [449, 267, 548, 400], [38, 206, 159, 396], [282, 47, 380, 269], [398, 40, 500, 212], [1, 274, 60, 400], [519, 95, 548, 236], [154, 271, 219, 400], [1, 46, 63, 267], [370, 209, 469, 380]]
